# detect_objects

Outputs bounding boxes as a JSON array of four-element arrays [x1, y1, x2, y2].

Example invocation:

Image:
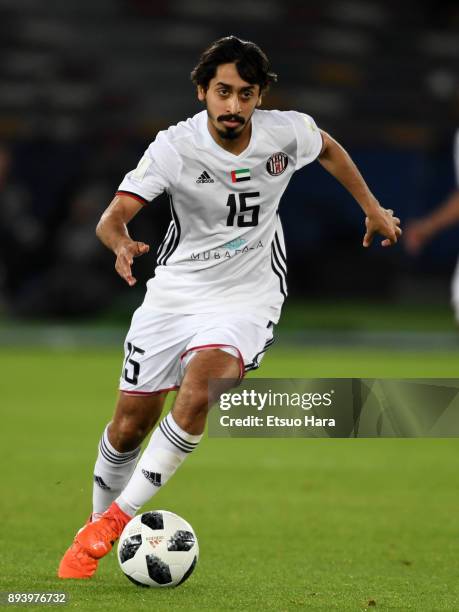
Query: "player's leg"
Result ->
[[60, 312, 273, 578], [74, 349, 240, 561], [91, 307, 181, 518], [115, 348, 240, 514], [58, 306, 183, 579], [171, 347, 241, 433], [92, 391, 167, 518], [58, 392, 167, 579]]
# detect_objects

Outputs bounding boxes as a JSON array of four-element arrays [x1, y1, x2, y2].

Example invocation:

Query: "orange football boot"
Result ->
[[58, 516, 98, 579], [58, 541, 98, 579], [76, 502, 132, 559]]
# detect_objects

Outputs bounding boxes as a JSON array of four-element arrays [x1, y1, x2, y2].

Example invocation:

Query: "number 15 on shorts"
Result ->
[[123, 343, 145, 385]]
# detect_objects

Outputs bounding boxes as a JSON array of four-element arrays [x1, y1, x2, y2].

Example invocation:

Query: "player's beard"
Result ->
[[207, 109, 250, 140]]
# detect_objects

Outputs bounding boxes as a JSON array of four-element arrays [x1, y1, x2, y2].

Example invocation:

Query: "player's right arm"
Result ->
[[96, 194, 150, 286], [405, 190, 459, 255]]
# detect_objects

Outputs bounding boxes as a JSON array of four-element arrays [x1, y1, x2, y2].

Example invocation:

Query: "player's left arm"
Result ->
[[317, 130, 402, 247]]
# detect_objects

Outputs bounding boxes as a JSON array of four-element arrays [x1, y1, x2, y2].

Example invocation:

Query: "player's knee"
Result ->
[[173, 408, 208, 434], [109, 417, 150, 452], [179, 385, 209, 414], [174, 386, 209, 432]]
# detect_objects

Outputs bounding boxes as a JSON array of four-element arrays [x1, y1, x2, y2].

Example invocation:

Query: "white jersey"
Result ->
[[117, 109, 322, 323]]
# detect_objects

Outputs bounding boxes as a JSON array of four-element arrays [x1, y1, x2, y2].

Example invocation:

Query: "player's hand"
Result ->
[[363, 207, 402, 248], [404, 220, 432, 255], [114, 239, 150, 286]]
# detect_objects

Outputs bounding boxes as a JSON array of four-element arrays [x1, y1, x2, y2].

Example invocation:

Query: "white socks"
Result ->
[[116, 413, 202, 516], [92, 424, 140, 516]]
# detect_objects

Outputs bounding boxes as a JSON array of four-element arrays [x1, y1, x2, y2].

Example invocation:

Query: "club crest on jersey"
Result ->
[[231, 168, 250, 182], [266, 152, 288, 176]]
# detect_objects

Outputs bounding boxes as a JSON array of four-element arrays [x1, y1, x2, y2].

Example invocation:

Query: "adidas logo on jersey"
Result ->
[[196, 171, 214, 183]]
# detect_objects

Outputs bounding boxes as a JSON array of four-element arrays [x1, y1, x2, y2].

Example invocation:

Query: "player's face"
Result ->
[[198, 63, 262, 141]]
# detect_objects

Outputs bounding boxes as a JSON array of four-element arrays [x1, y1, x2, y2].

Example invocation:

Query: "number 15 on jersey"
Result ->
[[226, 192, 260, 227]]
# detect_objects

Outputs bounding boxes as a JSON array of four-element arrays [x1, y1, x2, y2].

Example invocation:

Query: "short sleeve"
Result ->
[[286, 111, 323, 170], [117, 131, 181, 204]]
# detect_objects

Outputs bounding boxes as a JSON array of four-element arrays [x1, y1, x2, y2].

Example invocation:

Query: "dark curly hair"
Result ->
[[191, 36, 277, 93]]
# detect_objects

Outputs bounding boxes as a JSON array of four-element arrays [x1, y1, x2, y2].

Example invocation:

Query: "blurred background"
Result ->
[[3, 6, 459, 607], [1, 0, 459, 343]]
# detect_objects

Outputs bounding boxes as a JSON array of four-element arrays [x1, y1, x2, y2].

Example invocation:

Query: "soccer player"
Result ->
[[58, 36, 401, 579], [405, 129, 459, 322]]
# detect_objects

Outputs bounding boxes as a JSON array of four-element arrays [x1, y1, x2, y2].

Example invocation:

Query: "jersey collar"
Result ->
[[198, 110, 258, 160]]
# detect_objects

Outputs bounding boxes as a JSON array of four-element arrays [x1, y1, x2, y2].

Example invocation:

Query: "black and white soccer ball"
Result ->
[[117, 510, 199, 587]]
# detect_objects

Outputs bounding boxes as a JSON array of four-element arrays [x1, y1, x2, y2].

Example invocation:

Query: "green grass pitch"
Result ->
[[2, 346, 459, 611]]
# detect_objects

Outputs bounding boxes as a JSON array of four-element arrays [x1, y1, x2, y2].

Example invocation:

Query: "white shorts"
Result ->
[[119, 305, 275, 395]]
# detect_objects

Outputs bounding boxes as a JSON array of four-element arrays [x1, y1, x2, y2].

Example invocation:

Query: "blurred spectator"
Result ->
[[405, 129, 459, 322], [0, 143, 45, 308], [17, 181, 119, 317]]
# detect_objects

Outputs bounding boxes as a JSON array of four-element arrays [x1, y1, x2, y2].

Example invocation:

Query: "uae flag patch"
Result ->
[[231, 168, 251, 182]]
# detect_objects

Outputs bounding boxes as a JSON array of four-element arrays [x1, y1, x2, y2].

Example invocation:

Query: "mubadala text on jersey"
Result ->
[[190, 240, 264, 261], [220, 415, 336, 427]]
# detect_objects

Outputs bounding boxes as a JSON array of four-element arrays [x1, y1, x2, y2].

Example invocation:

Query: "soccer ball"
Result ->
[[117, 510, 199, 587]]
